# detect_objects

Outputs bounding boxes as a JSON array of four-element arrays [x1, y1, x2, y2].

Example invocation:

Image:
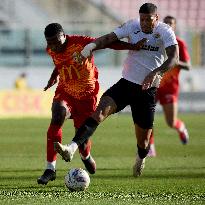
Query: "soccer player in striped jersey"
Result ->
[[37, 23, 146, 185], [148, 15, 191, 157], [54, 3, 179, 177]]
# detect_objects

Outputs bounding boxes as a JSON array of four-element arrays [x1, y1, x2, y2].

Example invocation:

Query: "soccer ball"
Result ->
[[65, 168, 90, 191]]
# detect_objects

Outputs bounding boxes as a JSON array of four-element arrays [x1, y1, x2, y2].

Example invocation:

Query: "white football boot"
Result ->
[[54, 142, 74, 162], [133, 155, 146, 177]]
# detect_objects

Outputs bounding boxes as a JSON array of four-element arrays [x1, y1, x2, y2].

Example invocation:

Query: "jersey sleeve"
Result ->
[[81, 36, 96, 45], [178, 39, 190, 62], [70, 35, 96, 47], [162, 28, 178, 48], [113, 20, 133, 39]]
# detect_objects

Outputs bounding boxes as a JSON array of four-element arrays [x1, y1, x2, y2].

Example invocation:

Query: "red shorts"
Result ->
[[54, 90, 97, 128], [156, 86, 179, 105]]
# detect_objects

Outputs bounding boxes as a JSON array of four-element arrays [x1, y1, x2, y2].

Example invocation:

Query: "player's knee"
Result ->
[[91, 111, 105, 123], [92, 96, 116, 123], [51, 111, 66, 125], [94, 113, 105, 123]]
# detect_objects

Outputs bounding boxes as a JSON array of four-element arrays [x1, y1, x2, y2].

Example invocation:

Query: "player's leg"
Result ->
[[55, 78, 129, 163], [37, 100, 70, 185], [162, 102, 189, 144], [147, 130, 156, 157], [133, 124, 152, 176], [74, 96, 98, 174], [147, 90, 159, 157], [55, 95, 117, 162], [78, 139, 96, 174], [132, 86, 156, 176]]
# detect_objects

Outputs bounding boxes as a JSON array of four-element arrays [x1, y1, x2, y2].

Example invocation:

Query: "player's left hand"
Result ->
[[133, 38, 148, 50], [142, 71, 162, 90]]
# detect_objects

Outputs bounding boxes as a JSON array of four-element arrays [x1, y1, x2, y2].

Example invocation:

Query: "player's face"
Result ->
[[46, 32, 66, 52], [139, 13, 158, 33], [164, 18, 176, 31]]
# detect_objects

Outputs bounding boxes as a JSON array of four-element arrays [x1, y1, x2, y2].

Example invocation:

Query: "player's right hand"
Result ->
[[142, 71, 162, 90]]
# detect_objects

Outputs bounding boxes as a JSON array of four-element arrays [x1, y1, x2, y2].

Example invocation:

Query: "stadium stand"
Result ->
[[0, 0, 205, 96], [102, 0, 205, 31]]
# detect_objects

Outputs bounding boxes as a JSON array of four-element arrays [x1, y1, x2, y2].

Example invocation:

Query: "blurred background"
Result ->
[[0, 0, 205, 117]]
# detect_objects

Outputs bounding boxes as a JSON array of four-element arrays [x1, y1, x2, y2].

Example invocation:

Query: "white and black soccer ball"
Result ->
[[65, 168, 90, 191]]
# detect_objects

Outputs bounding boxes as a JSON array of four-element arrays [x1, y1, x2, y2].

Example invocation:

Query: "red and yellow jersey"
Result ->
[[47, 35, 99, 99], [159, 36, 190, 90]]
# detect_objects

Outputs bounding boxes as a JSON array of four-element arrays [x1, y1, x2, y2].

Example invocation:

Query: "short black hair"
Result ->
[[139, 3, 157, 14], [44, 23, 64, 37], [163, 16, 176, 23]]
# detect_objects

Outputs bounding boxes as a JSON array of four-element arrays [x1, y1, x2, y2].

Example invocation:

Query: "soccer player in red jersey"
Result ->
[[37, 23, 146, 184], [148, 16, 191, 157]]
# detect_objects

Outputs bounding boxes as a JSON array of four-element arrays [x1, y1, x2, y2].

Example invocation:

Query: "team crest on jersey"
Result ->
[[153, 33, 161, 38], [118, 23, 126, 28], [134, 31, 140, 34]]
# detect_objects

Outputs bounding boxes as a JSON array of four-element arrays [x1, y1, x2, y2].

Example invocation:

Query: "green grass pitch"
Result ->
[[0, 113, 205, 204]]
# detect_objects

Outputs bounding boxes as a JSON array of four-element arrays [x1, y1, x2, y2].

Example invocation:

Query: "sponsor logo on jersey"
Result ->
[[142, 45, 159, 51]]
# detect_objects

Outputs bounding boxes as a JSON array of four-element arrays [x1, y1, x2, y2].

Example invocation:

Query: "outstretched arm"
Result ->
[[79, 32, 118, 59], [44, 68, 59, 91], [83, 32, 147, 52], [93, 32, 119, 50], [105, 38, 148, 50], [73, 33, 147, 63]]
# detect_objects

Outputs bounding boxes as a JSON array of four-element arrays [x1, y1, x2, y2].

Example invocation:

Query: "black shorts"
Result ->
[[102, 78, 157, 129]]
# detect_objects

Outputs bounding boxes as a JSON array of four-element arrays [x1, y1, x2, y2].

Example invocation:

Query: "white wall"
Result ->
[[1, 66, 205, 92], [1, 66, 205, 112]]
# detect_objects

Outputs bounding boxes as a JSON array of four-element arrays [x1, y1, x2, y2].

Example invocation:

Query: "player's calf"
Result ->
[[54, 142, 74, 162]]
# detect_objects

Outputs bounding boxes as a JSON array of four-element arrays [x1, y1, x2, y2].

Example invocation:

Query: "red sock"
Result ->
[[174, 119, 184, 132], [47, 124, 62, 162], [78, 139, 92, 159], [149, 131, 154, 145]]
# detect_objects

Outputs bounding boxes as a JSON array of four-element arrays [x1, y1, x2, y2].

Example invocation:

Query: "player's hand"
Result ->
[[73, 43, 96, 64], [73, 52, 85, 64], [44, 78, 57, 91], [142, 71, 162, 90], [133, 38, 148, 50]]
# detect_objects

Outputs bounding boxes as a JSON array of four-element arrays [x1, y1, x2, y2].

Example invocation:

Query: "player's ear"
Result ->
[[60, 33, 66, 44]]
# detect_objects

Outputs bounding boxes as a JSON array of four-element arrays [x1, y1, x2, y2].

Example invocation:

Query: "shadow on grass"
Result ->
[[94, 172, 204, 180], [1, 167, 204, 181]]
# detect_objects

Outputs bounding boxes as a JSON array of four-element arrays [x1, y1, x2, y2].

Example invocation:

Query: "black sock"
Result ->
[[72, 117, 99, 146], [137, 144, 150, 159]]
